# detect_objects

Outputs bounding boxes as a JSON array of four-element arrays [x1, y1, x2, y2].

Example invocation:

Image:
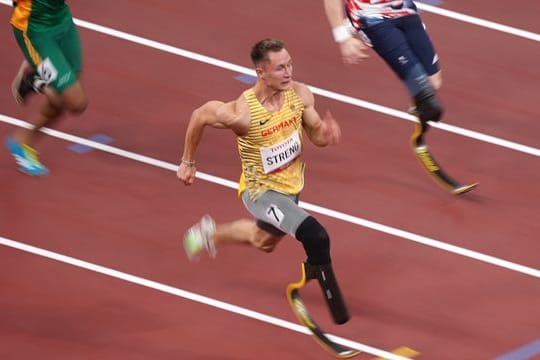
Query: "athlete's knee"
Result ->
[[259, 243, 277, 253], [295, 216, 331, 265], [413, 86, 443, 124], [253, 236, 277, 252], [60, 82, 88, 115], [252, 233, 281, 253], [66, 95, 88, 115]]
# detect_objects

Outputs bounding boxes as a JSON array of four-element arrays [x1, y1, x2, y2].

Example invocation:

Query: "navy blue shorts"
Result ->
[[362, 14, 439, 79]]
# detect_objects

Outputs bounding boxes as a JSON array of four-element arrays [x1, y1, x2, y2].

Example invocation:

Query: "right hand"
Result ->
[[177, 161, 197, 185], [339, 37, 369, 64]]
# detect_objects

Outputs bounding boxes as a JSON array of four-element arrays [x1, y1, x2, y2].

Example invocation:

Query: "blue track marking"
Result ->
[[235, 74, 257, 84], [68, 134, 113, 154], [494, 339, 540, 360], [420, 0, 443, 6]]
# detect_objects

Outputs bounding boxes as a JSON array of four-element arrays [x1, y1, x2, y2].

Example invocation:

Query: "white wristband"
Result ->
[[332, 25, 352, 43]]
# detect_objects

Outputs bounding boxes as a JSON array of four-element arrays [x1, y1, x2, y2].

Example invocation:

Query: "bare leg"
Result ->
[[212, 219, 283, 252], [184, 216, 284, 260], [11, 79, 87, 146], [12, 98, 64, 146], [6, 74, 88, 175]]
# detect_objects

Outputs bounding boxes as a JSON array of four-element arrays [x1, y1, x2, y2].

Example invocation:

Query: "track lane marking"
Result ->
[[416, 2, 540, 42], [0, 235, 412, 360], [494, 339, 540, 360], [1, 113, 539, 280], [1, 0, 538, 42], [0, 0, 538, 157]]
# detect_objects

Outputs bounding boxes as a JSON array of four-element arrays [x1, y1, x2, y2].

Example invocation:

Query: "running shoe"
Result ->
[[183, 215, 217, 260], [5, 136, 49, 176]]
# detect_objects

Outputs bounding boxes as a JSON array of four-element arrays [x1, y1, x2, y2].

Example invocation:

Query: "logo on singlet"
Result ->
[[259, 117, 271, 126]]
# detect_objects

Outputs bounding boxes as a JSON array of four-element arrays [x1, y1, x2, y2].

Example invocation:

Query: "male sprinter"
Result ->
[[177, 38, 351, 325], [6, 0, 88, 175]]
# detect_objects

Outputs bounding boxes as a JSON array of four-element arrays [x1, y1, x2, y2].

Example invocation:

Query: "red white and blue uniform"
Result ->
[[344, 0, 439, 96], [345, 0, 418, 29]]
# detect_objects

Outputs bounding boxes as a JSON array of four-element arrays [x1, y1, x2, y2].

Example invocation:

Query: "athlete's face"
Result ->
[[258, 49, 293, 91]]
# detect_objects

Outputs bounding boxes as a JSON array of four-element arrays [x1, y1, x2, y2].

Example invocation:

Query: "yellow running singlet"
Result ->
[[237, 87, 305, 200]]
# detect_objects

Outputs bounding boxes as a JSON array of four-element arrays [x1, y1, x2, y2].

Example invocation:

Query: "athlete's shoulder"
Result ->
[[291, 81, 311, 96], [291, 80, 308, 91], [218, 94, 250, 135], [291, 81, 314, 105], [234, 91, 250, 111]]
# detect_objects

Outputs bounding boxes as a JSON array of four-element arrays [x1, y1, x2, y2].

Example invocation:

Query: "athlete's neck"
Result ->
[[253, 84, 284, 113]]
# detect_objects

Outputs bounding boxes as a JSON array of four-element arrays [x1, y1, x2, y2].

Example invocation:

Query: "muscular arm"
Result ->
[[177, 97, 250, 185], [295, 82, 341, 147], [180, 100, 225, 165]]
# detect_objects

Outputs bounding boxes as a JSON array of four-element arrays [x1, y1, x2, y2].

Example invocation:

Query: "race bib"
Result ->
[[265, 204, 284, 227], [260, 131, 301, 174], [37, 58, 58, 85]]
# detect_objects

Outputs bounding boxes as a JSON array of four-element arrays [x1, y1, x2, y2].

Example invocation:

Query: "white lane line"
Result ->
[[2, 113, 539, 280], [1, 0, 538, 43], [1, 1, 538, 157], [61, 19, 540, 158], [416, 2, 540, 42], [72, 19, 540, 158], [0, 235, 411, 360], [310, 86, 540, 157]]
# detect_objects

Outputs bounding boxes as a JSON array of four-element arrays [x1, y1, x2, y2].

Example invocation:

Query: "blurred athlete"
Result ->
[[324, 0, 443, 126], [323, 0, 477, 194], [6, 0, 88, 175]]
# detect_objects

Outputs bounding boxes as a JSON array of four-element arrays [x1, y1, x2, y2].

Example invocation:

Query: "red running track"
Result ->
[[1, 1, 539, 359]]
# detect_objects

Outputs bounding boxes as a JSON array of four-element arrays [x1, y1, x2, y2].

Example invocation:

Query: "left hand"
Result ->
[[322, 111, 341, 145], [339, 37, 369, 64]]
